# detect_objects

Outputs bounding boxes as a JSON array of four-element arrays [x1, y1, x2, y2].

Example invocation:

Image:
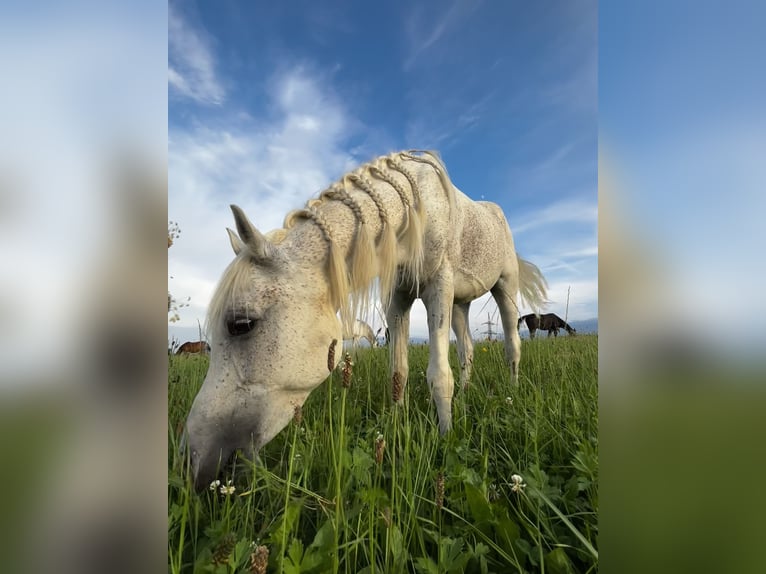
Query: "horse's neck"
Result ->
[[282, 171, 414, 266]]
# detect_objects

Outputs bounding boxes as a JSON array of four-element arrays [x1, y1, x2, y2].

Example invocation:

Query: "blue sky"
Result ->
[[168, 0, 598, 341]]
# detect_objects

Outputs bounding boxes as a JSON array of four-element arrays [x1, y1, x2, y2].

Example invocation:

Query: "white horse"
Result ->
[[344, 319, 379, 348], [183, 150, 547, 488]]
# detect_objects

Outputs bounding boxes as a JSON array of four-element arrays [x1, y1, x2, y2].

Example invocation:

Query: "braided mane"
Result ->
[[207, 150, 455, 336]]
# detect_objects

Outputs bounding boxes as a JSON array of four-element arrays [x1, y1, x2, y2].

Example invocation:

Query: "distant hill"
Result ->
[[569, 318, 598, 334]]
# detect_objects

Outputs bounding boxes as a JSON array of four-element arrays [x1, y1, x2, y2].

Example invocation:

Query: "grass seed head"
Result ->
[[327, 339, 337, 372], [374, 433, 385, 464], [341, 353, 353, 388], [436, 472, 445, 509], [381, 506, 392, 528], [391, 371, 403, 402], [212, 532, 237, 565], [293, 403, 303, 425], [249, 544, 269, 574]]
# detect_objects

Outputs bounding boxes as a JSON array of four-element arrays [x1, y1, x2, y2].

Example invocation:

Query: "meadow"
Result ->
[[168, 335, 598, 574]]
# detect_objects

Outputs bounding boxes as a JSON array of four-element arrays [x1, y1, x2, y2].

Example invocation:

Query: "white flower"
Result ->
[[505, 397, 513, 405], [209, 479, 221, 491], [219, 480, 236, 495], [376, 432, 384, 442], [510, 474, 526, 493]]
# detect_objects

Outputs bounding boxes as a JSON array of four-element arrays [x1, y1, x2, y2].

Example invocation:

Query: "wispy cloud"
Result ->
[[540, 59, 597, 114], [405, 90, 494, 149], [403, 0, 481, 71], [560, 245, 599, 258], [510, 198, 597, 235], [168, 3, 225, 105]]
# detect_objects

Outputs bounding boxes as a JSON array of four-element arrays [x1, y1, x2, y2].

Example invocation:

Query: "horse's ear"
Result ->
[[230, 205, 272, 260], [226, 228, 244, 255]]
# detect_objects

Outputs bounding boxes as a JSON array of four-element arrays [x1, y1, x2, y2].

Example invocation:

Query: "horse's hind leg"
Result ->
[[451, 302, 473, 390], [491, 281, 522, 385], [387, 289, 415, 403], [422, 267, 456, 434]]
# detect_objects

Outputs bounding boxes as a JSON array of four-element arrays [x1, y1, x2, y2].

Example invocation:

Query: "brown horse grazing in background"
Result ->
[[518, 313, 576, 339], [176, 341, 211, 354]]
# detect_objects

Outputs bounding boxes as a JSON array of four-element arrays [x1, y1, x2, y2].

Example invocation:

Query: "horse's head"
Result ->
[[183, 206, 342, 490]]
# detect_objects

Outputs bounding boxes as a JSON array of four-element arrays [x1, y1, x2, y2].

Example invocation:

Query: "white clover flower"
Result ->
[[505, 397, 513, 405], [219, 480, 236, 495], [209, 479, 221, 491], [376, 432, 384, 442], [510, 474, 526, 493]]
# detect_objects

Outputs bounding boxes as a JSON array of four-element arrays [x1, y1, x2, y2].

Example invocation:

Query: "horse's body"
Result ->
[[518, 313, 576, 339], [176, 340, 211, 354], [344, 319, 379, 348], [184, 150, 547, 489]]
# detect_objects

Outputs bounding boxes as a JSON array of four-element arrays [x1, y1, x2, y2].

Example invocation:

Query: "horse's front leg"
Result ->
[[422, 268, 455, 434], [451, 302, 473, 390], [387, 289, 415, 403]]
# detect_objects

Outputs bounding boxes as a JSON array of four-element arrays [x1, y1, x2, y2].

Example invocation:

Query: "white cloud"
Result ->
[[168, 3, 225, 105], [543, 279, 598, 319], [169, 67, 359, 330]]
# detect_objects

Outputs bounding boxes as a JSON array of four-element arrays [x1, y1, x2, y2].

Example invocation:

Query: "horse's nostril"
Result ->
[[227, 318, 256, 336]]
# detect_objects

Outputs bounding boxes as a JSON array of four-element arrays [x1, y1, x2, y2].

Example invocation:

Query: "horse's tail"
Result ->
[[517, 255, 548, 312]]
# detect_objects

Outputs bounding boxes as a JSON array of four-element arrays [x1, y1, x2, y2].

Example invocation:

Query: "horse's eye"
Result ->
[[227, 317, 256, 336]]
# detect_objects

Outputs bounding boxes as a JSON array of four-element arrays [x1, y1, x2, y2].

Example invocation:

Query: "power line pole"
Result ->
[[481, 313, 496, 340], [565, 285, 571, 322]]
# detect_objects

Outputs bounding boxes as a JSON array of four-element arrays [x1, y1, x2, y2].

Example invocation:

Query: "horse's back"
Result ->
[[449, 195, 515, 301], [523, 314, 539, 329]]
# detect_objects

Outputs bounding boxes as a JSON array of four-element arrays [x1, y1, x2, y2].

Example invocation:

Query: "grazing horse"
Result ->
[[343, 319, 379, 348], [518, 313, 576, 339], [183, 150, 547, 489], [175, 341, 211, 354]]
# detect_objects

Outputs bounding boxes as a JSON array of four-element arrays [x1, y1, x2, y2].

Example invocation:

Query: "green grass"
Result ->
[[168, 335, 598, 573]]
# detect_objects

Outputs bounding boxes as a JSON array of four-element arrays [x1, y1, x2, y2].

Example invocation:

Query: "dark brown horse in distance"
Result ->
[[518, 313, 576, 339], [176, 341, 211, 354]]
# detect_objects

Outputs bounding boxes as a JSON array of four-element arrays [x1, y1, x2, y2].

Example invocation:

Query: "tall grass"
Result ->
[[169, 335, 598, 573]]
